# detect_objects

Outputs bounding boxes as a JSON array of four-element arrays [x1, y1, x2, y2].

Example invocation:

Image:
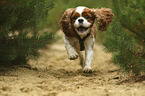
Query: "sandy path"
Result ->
[[0, 32, 145, 96]]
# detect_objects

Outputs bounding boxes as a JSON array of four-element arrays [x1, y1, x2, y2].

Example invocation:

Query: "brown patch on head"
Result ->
[[71, 11, 80, 25], [82, 8, 96, 25], [71, 12, 80, 19], [70, 7, 96, 27]]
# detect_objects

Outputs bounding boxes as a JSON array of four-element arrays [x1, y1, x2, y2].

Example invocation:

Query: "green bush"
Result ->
[[0, 0, 55, 66], [104, 0, 145, 76]]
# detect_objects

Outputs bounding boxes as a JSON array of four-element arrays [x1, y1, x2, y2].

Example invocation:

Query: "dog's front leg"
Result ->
[[83, 37, 95, 73], [64, 36, 79, 60]]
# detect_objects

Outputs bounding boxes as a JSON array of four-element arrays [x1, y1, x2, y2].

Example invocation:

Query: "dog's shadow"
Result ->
[[42, 67, 102, 79]]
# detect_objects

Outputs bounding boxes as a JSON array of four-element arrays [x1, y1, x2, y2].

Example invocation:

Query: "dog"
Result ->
[[59, 6, 113, 73]]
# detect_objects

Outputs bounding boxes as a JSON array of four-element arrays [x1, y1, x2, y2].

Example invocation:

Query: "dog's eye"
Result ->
[[85, 15, 90, 19], [73, 16, 78, 20]]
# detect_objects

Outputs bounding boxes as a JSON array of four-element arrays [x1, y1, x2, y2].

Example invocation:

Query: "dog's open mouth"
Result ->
[[77, 26, 88, 32]]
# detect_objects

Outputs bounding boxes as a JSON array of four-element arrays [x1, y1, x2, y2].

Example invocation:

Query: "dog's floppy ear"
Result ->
[[93, 8, 114, 31], [59, 8, 76, 37]]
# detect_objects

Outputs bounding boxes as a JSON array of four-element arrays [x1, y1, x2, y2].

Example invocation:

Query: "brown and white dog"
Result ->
[[59, 6, 113, 73]]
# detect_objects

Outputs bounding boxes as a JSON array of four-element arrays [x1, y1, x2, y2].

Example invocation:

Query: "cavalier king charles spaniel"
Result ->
[[59, 6, 113, 73]]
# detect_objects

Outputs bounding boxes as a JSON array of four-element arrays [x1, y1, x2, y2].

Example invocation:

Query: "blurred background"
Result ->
[[42, 0, 111, 30], [0, 0, 112, 66], [39, 0, 112, 44], [1, 0, 143, 75]]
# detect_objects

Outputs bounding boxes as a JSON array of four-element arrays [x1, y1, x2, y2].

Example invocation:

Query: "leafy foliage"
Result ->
[[104, 0, 145, 76], [0, 0, 55, 66]]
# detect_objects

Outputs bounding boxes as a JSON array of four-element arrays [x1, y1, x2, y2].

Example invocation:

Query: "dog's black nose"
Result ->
[[78, 19, 84, 23]]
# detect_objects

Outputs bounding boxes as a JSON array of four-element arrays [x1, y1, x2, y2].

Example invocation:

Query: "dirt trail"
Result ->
[[0, 31, 145, 96]]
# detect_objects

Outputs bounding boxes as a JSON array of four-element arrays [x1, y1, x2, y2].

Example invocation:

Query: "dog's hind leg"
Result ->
[[64, 36, 78, 60]]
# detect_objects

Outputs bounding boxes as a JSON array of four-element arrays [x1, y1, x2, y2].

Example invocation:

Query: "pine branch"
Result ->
[[0, 0, 55, 65], [120, 22, 145, 39]]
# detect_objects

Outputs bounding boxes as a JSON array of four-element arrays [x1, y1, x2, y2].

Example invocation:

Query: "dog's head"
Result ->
[[70, 6, 96, 36], [59, 6, 113, 37]]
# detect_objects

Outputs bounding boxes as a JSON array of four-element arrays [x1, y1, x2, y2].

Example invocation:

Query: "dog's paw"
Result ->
[[68, 51, 78, 60], [83, 67, 93, 73]]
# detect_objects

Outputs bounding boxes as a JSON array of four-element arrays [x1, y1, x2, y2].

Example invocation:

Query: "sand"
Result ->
[[0, 31, 145, 96]]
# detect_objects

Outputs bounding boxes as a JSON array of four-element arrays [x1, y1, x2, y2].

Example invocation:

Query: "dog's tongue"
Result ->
[[78, 27, 87, 32]]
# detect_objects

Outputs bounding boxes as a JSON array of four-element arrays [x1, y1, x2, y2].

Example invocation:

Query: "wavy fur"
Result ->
[[95, 8, 114, 31], [59, 7, 113, 37], [59, 8, 76, 37]]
